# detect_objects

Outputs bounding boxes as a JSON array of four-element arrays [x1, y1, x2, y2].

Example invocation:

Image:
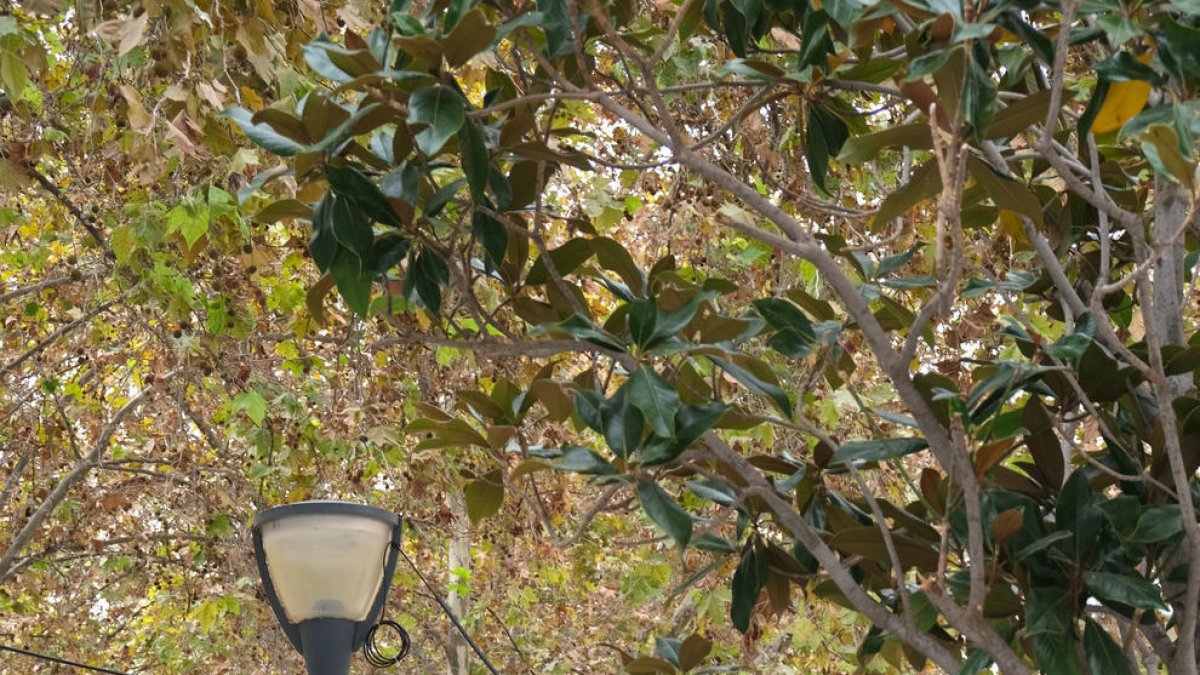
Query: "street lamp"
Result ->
[[252, 500, 403, 675]]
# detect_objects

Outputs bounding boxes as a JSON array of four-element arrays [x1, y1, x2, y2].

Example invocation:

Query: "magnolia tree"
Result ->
[[225, 0, 1200, 671]]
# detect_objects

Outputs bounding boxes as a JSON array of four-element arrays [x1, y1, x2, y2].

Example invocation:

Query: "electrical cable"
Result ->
[[362, 620, 411, 667], [0, 643, 131, 674], [394, 544, 501, 675]]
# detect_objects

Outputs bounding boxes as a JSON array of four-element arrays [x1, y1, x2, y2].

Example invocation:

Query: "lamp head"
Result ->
[[252, 501, 402, 675]]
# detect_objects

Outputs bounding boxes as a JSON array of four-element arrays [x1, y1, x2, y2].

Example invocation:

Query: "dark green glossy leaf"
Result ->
[[638, 480, 692, 547], [806, 104, 848, 195], [411, 248, 449, 314], [330, 250, 373, 316], [959, 650, 992, 675], [753, 298, 815, 358], [573, 389, 603, 432], [1084, 619, 1135, 675], [601, 387, 644, 458], [1083, 571, 1167, 610], [331, 193, 373, 257], [551, 315, 626, 352], [472, 211, 507, 270], [367, 233, 410, 275], [797, 10, 833, 72], [1032, 632, 1081, 675], [1026, 586, 1073, 636], [555, 445, 617, 475], [624, 367, 680, 438], [1057, 469, 1101, 561], [325, 164, 402, 226], [459, 119, 489, 205], [408, 85, 466, 156], [827, 438, 928, 466], [1010, 530, 1071, 562], [628, 300, 657, 349], [730, 543, 764, 632], [1128, 505, 1183, 543], [309, 194, 338, 272]]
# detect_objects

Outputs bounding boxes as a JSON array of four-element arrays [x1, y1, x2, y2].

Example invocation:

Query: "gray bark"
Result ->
[[446, 490, 470, 675]]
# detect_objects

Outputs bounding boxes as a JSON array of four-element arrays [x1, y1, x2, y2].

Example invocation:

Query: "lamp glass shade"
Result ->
[[259, 509, 393, 623]]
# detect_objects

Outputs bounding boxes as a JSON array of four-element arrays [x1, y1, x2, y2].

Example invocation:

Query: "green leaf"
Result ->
[[837, 123, 932, 164], [601, 388, 645, 458], [1083, 571, 1167, 610], [472, 211, 507, 270], [410, 248, 449, 314], [232, 391, 267, 425], [827, 438, 928, 466], [555, 445, 617, 475], [331, 194, 374, 257], [168, 204, 209, 249], [649, 291, 715, 347], [443, 8, 497, 67], [708, 355, 792, 418], [330, 250, 373, 316], [1032, 632, 1081, 675], [1010, 530, 1072, 562], [550, 315, 627, 352], [986, 89, 1054, 139], [526, 238, 594, 285], [874, 159, 942, 227], [309, 192, 338, 270], [325, 164, 401, 226], [797, 9, 833, 72], [753, 298, 815, 358], [1026, 586, 1073, 636], [967, 156, 1044, 227], [1138, 123, 1196, 188], [459, 119, 489, 205], [1084, 620, 1135, 675], [1094, 51, 1162, 83], [624, 367, 681, 438], [593, 237, 646, 296], [730, 543, 764, 632], [1128, 505, 1183, 543], [806, 104, 848, 195], [465, 473, 504, 525], [223, 107, 305, 156], [628, 300, 657, 348], [407, 85, 466, 156], [1057, 469, 1101, 561], [637, 480, 692, 547]]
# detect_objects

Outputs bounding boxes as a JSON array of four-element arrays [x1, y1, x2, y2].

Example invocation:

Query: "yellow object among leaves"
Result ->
[[1091, 52, 1155, 134]]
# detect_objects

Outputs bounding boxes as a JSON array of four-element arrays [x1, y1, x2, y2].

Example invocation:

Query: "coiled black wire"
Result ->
[[362, 620, 411, 667]]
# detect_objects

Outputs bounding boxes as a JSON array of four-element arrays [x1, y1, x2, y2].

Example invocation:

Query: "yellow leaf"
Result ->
[[1092, 52, 1154, 134], [998, 209, 1026, 243]]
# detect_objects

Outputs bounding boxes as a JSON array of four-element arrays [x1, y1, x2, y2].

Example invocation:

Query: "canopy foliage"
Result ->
[[3, 0, 1200, 672]]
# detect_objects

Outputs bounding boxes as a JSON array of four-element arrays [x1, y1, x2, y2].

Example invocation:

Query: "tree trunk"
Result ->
[[1153, 176, 1196, 673], [446, 490, 470, 675]]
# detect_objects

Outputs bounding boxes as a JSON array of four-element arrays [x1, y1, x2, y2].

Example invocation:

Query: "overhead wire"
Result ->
[[0, 643, 131, 674], [394, 544, 501, 675]]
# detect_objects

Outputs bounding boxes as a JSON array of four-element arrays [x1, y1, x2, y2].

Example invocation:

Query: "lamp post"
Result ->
[[252, 500, 402, 675]]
